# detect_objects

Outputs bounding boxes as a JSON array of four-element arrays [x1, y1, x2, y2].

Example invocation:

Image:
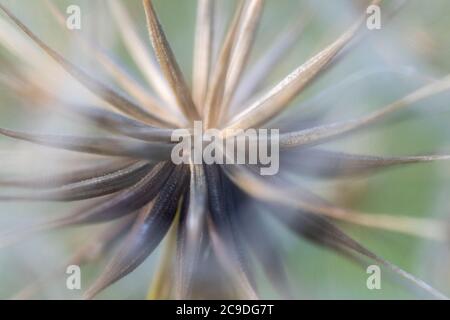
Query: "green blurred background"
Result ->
[[0, 0, 449, 299]]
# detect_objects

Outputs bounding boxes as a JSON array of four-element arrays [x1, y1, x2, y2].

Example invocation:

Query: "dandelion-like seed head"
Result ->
[[0, 0, 449, 300]]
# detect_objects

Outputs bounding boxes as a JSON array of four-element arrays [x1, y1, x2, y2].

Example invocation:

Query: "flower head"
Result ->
[[0, 0, 449, 299]]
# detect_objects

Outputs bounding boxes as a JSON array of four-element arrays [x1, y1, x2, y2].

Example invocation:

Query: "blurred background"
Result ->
[[0, 0, 450, 299]]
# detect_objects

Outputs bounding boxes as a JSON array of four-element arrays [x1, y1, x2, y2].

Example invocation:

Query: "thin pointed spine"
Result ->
[[219, 0, 264, 122], [224, 1, 382, 132], [44, 0, 184, 128], [0, 3, 165, 127], [192, 0, 214, 112], [203, 1, 246, 129], [279, 75, 450, 148], [231, 16, 307, 113], [143, 0, 200, 121], [223, 164, 449, 241], [108, 0, 180, 112]]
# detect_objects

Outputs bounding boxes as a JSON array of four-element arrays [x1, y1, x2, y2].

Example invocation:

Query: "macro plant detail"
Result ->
[[0, 0, 449, 299]]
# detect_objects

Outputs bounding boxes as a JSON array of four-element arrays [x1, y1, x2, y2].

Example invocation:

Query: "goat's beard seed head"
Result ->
[[0, 0, 449, 299]]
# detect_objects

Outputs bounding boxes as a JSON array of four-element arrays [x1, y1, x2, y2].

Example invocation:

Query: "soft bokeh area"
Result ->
[[0, 0, 449, 299]]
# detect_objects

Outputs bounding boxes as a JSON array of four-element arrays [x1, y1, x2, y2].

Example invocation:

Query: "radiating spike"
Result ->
[[175, 163, 207, 298], [274, 207, 365, 261], [203, 1, 245, 129], [221, 173, 257, 292], [0, 128, 173, 161], [233, 193, 293, 298], [273, 66, 435, 129], [7, 77, 178, 142], [0, 3, 165, 126], [0, 15, 54, 73], [0, 67, 176, 143], [204, 165, 258, 299], [272, 206, 447, 299], [43, 0, 184, 128], [175, 195, 192, 299], [68, 105, 178, 143], [182, 238, 237, 299], [230, 17, 307, 114], [220, 0, 264, 121], [149, 206, 180, 300], [281, 149, 450, 178], [0, 161, 151, 202], [222, 164, 449, 241], [0, 163, 174, 249], [192, 0, 214, 111], [0, 158, 137, 189], [226, 165, 447, 299], [207, 218, 258, 300], [143, 0, 199, 121], [224, 0, 383, 132], [52, 162, 175, 226], [279, 75, 450, 148], [12, 215, 136, 300], [83, 165, 189, 299], [108, 0, 179, 111]]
